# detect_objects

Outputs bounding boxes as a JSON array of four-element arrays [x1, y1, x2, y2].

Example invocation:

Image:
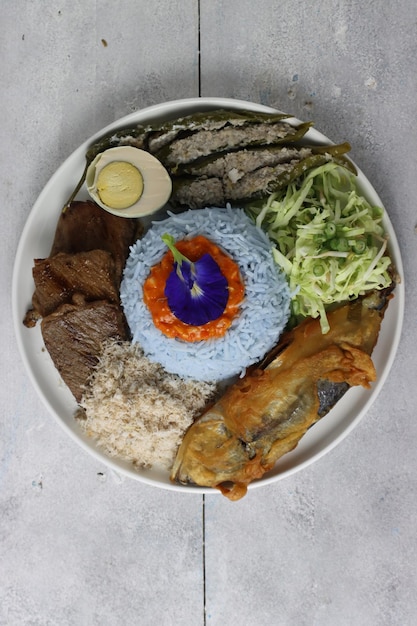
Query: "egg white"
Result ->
[[86, 146, 172, 218]]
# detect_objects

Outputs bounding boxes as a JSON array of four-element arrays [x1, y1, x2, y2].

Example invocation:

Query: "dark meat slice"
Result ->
[[24, 200, 138, 401], [31, 250, 119, 318], [24, 200, 140, 327], [41, 300, 128, 402], [50, 200, 140, 280]]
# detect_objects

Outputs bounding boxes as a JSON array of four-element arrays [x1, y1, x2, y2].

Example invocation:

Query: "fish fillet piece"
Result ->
[[171, 293, 390, 500]]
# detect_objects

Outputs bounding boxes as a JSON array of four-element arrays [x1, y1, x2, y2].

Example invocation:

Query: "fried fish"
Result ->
[[170, 289, 393, 500]]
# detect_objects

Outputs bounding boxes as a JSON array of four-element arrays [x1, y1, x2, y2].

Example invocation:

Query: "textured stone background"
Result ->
[[2, 1, 416, 624]]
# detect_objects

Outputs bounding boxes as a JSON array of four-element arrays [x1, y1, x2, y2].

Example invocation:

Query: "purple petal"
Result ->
[[165, 254, 228, 326]]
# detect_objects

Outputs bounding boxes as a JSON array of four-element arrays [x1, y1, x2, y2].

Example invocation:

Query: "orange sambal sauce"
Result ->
[[143, 235, 245, 342]]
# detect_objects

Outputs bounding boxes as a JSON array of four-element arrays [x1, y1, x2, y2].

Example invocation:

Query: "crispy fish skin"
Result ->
[[170, 292, 391, 500]]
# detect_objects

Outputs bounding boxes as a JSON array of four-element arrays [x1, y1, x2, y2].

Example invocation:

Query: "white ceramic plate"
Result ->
[[12, 97, 405, 494]]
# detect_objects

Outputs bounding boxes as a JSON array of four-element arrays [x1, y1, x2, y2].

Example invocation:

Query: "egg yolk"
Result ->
[[96, 161, 144, 209]]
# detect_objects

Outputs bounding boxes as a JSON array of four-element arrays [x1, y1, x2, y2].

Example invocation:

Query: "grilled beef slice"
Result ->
[[31, 250, 119, 318], [24, 201, 140, 328], [41, 300, 128, 402], [50, 200, 140, 279], [24, 200, 140, 403]]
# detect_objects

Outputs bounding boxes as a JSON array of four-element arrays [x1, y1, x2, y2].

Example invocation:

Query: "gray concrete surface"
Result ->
[[2, 1, 416, 624]]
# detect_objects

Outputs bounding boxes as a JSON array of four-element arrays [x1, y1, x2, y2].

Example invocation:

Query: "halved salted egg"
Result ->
[[86, 146, 172, 218]]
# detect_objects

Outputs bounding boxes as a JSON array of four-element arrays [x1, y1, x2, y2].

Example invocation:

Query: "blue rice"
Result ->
[[120, 207, 290, 382]]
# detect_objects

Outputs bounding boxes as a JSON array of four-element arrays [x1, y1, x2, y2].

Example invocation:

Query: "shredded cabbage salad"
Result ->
[[246, 162, 392, 333]]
